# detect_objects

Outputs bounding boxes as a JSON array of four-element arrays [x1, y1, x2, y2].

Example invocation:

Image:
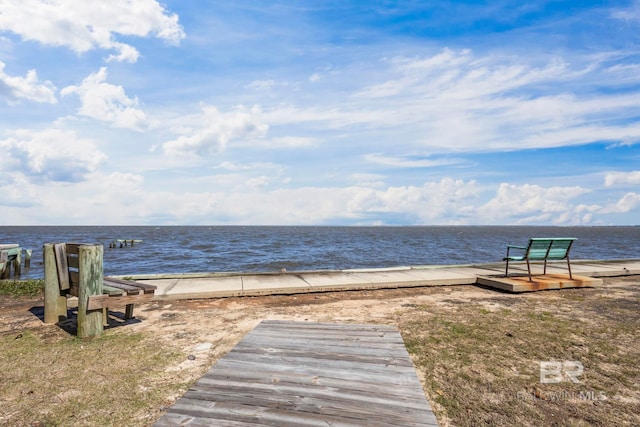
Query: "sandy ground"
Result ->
[[0, 284, 520, 396], [1, 276, 639, 426]]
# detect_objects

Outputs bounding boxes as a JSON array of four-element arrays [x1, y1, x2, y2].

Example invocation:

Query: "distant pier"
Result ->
[[0, 244, 32, 279], [108, 239, 143, 248]]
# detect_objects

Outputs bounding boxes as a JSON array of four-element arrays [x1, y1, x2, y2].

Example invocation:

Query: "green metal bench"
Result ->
[[504, 238, 576, 281]]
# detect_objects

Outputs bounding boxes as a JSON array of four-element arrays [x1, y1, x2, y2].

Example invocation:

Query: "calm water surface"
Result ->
[[1, 226, 639, 279]]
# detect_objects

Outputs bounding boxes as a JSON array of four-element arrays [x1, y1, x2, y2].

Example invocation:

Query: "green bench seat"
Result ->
[[504, 238, 576, 281]]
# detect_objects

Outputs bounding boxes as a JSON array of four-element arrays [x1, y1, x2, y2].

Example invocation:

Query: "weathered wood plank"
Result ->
[[104, 276, 157, 293], [227, 346, 417, 367], [53, 243, 70, 290], [100, 280, 142, 295], [153, 321, 438, 426], [191, 376, 430, 409], [102, 284, 125, 296], [87, 293, 154, 309], [197, 370, 428, 402], [43, 243, 68, 323], [77, 244, 104, 338]]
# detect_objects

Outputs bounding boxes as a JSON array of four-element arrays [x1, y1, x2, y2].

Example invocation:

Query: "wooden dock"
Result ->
[[0, 243, 28, 279], [153, 320, 438, 426]]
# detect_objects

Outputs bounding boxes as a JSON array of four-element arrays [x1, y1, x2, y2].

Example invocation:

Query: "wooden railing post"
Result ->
[[77, 244, 104, 338], [13, 249, 21, 278], [43, 243, 67, 323], [25, 249, 32, 268]]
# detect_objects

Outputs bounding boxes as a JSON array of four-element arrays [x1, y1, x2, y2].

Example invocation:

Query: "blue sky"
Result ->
[[1, 0, 639, 225]]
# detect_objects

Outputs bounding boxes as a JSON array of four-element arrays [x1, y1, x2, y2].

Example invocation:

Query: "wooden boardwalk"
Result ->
[[153, 320, 438, 426]]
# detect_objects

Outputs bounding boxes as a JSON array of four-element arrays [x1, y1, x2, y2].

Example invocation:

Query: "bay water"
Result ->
[[1, 226, 639, 279]]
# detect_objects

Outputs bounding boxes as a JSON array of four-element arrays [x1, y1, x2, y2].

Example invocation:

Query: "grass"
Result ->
[[400, 287, 640, 426], [0, 330, 185, 427], [0, 279, 44, 298], [1, 277, 638, 426]]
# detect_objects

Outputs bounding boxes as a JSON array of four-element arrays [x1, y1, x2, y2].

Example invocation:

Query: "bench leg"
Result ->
[[505, 258, 510, 277], [567, 257, 573, 279], [125, 304, 135, 320], [526, 259, 532, 282], [103, 308, 109, 326]]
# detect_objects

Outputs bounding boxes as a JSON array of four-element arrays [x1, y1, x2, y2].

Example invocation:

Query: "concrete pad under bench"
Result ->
[[476, 274, 603, 293]]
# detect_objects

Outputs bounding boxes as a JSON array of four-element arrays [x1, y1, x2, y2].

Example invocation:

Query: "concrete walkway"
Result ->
[[130, 259, 640, 301]]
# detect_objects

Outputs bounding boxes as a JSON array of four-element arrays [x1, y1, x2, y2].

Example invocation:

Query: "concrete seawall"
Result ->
[[124, 259, 640, 300]]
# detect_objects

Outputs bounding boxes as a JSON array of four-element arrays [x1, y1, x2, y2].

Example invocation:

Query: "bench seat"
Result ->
[[504, 238, 576, 281]]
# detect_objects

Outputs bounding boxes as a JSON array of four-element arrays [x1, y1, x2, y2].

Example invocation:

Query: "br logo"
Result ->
[[539, 361, 584, 384]]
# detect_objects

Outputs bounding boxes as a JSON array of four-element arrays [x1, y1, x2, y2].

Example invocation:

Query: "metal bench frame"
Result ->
[[504, 238, 576, 281]]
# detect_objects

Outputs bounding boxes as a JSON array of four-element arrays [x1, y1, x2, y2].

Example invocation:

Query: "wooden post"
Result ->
[[13, 249, 21, 278], [0, 251, 7, 279], [0, 250, 8, 279], [125, 304, 134, 319], [24, 249, 32, 268], [43, 244, 68, 323], [77, 244, 104, 338]]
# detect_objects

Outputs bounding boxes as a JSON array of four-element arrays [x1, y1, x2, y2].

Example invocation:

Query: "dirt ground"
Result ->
[[1, 276, 639, 426]]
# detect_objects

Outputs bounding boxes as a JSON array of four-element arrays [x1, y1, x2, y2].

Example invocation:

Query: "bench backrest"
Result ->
[[54, 243, 89, 297], [526, 238, 576, 260]]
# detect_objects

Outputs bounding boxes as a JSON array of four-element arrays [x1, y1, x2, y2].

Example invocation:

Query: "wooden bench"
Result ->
[[44, 243, 156, 338], [504, 238, 576, 281]]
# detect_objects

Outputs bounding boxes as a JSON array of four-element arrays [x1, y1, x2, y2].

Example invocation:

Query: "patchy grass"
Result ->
[[400, 285, 640, 427], [0, 330, 185, 426], [1, 276, 638, 426], [0, 279, 44, 298]]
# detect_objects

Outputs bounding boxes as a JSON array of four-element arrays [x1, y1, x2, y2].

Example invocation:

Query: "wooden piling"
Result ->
[[24, 249, 32, 268], [0, 250, 8, 279], [0, 251, 6, 279], [43, 244, 68, 324], [13, 249, 21, 278], [77, 244, 104, 338]]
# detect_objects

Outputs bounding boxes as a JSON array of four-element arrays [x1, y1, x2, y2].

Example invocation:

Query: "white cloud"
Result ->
[[261, 48, 640, 152], [162, 105, 269, 157], [266, 136, 316, 148], [347, 178, 480, 223], [479, 183, 591, 224], [106, 42, 142, 63], [245, 80, 277, 91], [0, 129, 107, 182], [0, 0, 184, 63], [611, 1, 640, 22], [0, 61, 56, 103], [364, 153, 463, 168], [600, 192, 640, 214], [215, 161, 282, 172], [615, 192, 640, 212], [61, 68, 147, 131], [604, 170, 640, 187]]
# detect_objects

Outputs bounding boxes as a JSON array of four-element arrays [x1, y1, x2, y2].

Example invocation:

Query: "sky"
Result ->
[[1, 0, 639, 226]]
